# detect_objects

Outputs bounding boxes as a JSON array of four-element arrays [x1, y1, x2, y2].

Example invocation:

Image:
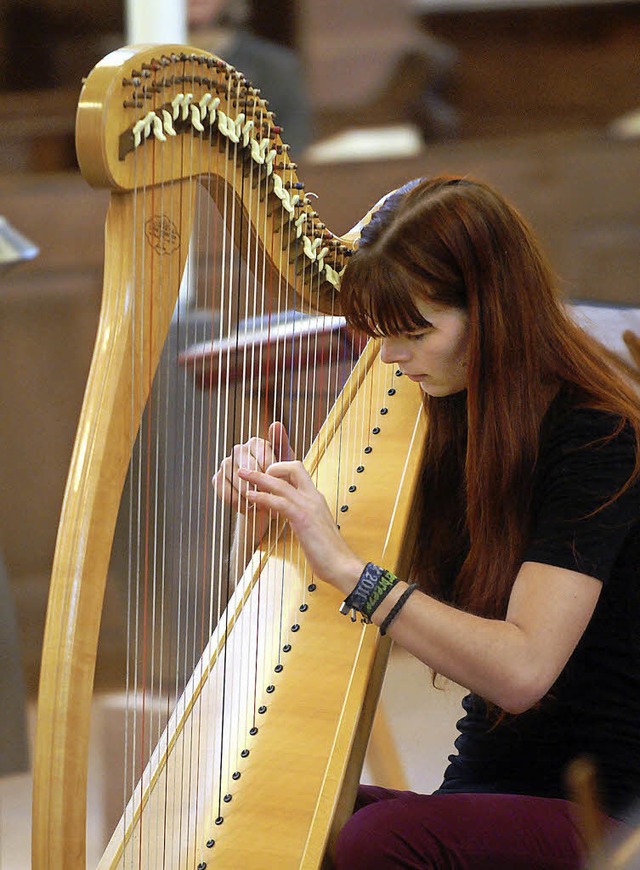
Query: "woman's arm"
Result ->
[[367, 561, 601, 714], [238, 459, 603, 714]]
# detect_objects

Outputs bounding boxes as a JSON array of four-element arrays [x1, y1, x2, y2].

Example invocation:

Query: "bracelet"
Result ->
[[379, 583, 418, 636], [339, 563, 399, 622], [361, 569, 399, 619]]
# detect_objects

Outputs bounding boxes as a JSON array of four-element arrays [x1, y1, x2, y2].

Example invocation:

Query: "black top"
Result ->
[[438, 390, 640, 820]]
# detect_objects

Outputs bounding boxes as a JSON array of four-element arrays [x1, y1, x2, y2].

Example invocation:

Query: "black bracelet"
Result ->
[[379, 583, 418, 636]]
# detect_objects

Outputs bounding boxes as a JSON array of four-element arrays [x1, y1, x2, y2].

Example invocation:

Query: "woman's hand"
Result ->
[[212, 421, 293, 513], [237, 456, 365, 595], [214, 421, 364, 594], [212, 421, 294, 549]]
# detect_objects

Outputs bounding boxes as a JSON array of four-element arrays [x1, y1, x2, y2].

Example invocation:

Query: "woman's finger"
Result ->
[[263, 460, 316, 494], [268, 422, 295, 462], [237, 465, 298, 497], [233, 443, 262, 472], [238, 461, 311, 493], [248, 440, 267, 470], [213, 454, 256, 510], [212, 469, 241, 509]]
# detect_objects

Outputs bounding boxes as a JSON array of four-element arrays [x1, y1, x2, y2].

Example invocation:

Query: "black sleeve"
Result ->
[[523, 410, 639, 583]]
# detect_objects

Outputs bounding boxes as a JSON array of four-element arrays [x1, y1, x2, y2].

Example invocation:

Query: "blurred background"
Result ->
[[1, 0, 639, 864]]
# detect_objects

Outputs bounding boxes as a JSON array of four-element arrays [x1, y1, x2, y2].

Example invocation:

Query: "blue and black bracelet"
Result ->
[[339, 562, 400, 623]]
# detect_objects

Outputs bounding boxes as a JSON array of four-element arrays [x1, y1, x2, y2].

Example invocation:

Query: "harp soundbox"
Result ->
[[32, 45, 426, 869]]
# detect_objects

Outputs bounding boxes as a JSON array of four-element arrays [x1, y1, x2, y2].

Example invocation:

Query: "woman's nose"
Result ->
[[380, 337, 409, 365]]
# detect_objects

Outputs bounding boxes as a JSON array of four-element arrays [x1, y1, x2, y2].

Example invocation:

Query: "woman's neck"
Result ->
[[188, 26, 235, 56]]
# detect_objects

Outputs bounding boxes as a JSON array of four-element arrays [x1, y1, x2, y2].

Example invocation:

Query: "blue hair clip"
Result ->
[[359, 177, 425, 249]]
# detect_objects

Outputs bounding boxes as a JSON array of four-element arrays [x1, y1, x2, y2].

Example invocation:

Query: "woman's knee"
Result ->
[[334, 804, 380, 869], [335, 803, 393, 869], [333, 799, 442, 870]]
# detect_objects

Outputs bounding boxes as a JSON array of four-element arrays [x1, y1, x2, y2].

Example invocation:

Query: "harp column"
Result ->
[[126, 0, 187, 44]]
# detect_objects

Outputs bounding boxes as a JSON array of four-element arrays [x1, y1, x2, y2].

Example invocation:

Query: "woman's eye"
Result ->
[[406, 327, 432, 340]]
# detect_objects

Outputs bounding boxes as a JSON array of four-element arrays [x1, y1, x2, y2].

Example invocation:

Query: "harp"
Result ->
[[32, 45, 426, 869]]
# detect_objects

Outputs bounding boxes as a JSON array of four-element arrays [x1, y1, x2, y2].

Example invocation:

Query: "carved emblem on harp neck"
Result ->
[[144, 215, 181, 255]]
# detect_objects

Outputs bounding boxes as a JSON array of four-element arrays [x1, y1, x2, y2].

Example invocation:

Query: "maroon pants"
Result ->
[[334, 785, 602, 869]]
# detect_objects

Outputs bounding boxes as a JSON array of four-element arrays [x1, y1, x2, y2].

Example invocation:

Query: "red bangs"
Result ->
[[339, 249, 435, 337]]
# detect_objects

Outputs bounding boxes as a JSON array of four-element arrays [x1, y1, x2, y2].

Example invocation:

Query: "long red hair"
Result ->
[[340, 176, 640, 618]]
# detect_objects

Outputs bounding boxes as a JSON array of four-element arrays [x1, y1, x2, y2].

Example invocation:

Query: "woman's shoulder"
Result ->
[[535, 386, 639, 499], [528, 388, 640, 579], [542, 386, 638, 453]]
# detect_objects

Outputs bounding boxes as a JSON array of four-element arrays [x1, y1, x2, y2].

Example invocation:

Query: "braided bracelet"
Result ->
[[379, 583, 418, 636]]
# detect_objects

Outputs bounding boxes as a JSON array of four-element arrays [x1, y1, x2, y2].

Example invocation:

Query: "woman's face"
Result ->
[[188, 0, 226, 28], [379, 297, 469, 397]]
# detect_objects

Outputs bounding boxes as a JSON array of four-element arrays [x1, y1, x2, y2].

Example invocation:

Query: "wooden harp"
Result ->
[[32, 45, 426, 869]]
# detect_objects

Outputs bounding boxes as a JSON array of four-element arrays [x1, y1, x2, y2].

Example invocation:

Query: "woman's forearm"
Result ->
[[369, 582, 532, 712]]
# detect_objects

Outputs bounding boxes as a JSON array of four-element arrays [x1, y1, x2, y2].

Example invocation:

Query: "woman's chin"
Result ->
[[420, 381, 466, 398]]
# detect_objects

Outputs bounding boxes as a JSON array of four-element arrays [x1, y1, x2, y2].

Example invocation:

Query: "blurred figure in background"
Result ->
[[0, 550, 29, 775], [0, 224, 34, 777], [188, 0, 311, 155]]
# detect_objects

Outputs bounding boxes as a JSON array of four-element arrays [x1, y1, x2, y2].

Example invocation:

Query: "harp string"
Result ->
[[146, 125, 175, 865], [250, 152, 276, 747], [144, 136, 160, 864], [250, 125, 276, 755], [184, 136, 205, 857], [228, 72, 260, 803], [236, 69, 267, 808], [216, 73, 238, 821], [173, 140, 191, 865], [167, 137, 186, 861], [134, 132, 150, 864], [202, 79, 228, 830], [201, 124, 225, 855], [126, 135, 146, 862]]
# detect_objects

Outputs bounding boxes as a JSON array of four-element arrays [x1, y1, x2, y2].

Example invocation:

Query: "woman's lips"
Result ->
[[404, 373, 428, 382]]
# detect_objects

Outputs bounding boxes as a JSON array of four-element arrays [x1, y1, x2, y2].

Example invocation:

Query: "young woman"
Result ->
[[213, 177, 640, 868]]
